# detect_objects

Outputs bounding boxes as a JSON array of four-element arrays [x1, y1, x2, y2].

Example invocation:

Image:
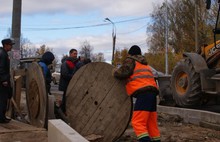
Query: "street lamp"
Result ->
[[104, 18, 116, 65]]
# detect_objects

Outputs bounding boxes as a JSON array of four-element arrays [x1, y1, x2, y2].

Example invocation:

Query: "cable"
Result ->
[[116, 39, 147, 48], [118, 24, 148, 34], [114, 16, 151, 24], [20, 16, 151, 31], [22, 23, 108, 31]]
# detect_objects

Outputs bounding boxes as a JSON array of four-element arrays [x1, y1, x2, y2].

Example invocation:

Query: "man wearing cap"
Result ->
[[0, 38, 15, 123], [113, 45, 161, 142]]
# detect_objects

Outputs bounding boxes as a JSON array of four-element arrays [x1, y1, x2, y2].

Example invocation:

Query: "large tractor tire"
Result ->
[[171, 58, 202, 107]]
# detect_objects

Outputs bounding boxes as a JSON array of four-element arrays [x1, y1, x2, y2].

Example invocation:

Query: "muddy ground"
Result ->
[[118, 112, 220, 142], [17, 90, 220, 142], [2, 112, 219, 142]]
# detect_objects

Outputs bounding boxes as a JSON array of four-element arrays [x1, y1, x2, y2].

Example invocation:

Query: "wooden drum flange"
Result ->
[[66, 62, 132, 142], [26, 62, 48, 128]]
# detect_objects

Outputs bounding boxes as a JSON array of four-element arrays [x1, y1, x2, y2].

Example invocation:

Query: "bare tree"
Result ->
[[20, 36, 37, 58], [35, 45, 59, 72], [36, 44, 53, 56], [91, 52, 105, 62], [5, 29, 37, 58], [79, 40, 93, 59]]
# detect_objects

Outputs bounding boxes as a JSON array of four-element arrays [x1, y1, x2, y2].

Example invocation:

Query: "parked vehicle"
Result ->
[[52, 68, 60, 85]]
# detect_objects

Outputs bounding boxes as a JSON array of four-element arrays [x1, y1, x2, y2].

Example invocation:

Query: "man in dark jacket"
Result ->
[[59, 49, 81, 114], [0, 38, 15, 123]]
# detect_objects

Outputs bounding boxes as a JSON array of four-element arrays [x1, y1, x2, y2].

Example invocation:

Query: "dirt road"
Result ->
[[118, 113, 220, 142], [14, 86, 220, 142]]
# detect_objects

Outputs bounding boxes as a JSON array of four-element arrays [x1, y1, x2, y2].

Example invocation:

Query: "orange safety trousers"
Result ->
[[131, 91, 160, 141], [132, 111, 160, 141]]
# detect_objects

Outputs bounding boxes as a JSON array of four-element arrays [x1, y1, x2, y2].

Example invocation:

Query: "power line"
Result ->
[[116, 39, 147, 48], [118, 24, 148, 34], [114, 16, 150, 24], [20, 16, 151, 31], [23, 23, 108, 31]]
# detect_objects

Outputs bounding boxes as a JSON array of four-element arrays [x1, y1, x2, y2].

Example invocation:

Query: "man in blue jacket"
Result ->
[[38, 51, 55, 95]]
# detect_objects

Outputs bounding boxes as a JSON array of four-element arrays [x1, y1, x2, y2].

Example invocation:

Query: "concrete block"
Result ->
[[201, 111, 220, 124], [48, 119, 89, 142], [158, 105, 220, 126]]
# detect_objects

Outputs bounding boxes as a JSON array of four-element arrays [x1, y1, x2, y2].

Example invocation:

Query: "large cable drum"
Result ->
[[26, 62, 48, 128], [66, 62, 132, 142]]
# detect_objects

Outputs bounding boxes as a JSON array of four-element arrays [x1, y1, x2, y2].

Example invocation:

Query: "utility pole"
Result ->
[[195, 0, 199, 52], [11, 0, 22, 69], [165, 0, 169, 75]]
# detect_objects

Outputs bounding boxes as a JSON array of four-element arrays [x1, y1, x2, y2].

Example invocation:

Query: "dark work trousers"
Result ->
[[61, 91, 66, 113], [0, 91, 8, 120]]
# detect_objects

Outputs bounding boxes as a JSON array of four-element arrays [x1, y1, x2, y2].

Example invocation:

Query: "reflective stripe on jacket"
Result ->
[[126, 61, 158, 96]]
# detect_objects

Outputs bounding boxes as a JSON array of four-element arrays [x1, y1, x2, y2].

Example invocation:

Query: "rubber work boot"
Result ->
[[138, 136, 151, 142], [4, 117, 11, 121], [0, 119, 10, 123]]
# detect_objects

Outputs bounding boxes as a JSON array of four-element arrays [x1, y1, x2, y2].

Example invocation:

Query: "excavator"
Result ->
[[159, 0, 220, 107]]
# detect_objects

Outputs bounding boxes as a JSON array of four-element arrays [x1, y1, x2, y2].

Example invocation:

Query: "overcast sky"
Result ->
[[1, 0, 164, 63]]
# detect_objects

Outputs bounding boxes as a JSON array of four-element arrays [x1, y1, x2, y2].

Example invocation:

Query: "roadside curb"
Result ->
[[157, 105, 220, 130]]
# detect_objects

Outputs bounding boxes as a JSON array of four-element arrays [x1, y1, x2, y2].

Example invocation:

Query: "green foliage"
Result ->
[[113, 48, 128, 66], [114, 48, 183, 74], [144, 52, 183, 74], [148, 0, 217, 55]]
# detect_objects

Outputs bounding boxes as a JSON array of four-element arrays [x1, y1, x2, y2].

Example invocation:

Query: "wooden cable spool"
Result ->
[[26, 62, 48, 128], [66, 62, 132, 142]]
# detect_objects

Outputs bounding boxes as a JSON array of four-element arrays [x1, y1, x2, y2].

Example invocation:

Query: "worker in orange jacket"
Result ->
[[113, 45, 160, 142]]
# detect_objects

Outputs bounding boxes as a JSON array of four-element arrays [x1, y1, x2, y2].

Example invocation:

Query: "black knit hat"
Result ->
[[128, 45, 141, 55], [41, 51, 55, 65]]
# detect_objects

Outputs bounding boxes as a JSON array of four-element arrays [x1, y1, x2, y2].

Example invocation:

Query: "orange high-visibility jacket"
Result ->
[[126, 61, 158, 96]]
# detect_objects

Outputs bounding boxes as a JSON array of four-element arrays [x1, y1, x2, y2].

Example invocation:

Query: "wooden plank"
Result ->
[[0, 131, 47, 142], [82, 80, 132, 140], [0, 120, 45, 133], [14, 68, 26, 76], [66, 62, 132, 142], [14, 75, 22, 109], [71, 64, 114, 132], [81, 79, 121, 133]]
